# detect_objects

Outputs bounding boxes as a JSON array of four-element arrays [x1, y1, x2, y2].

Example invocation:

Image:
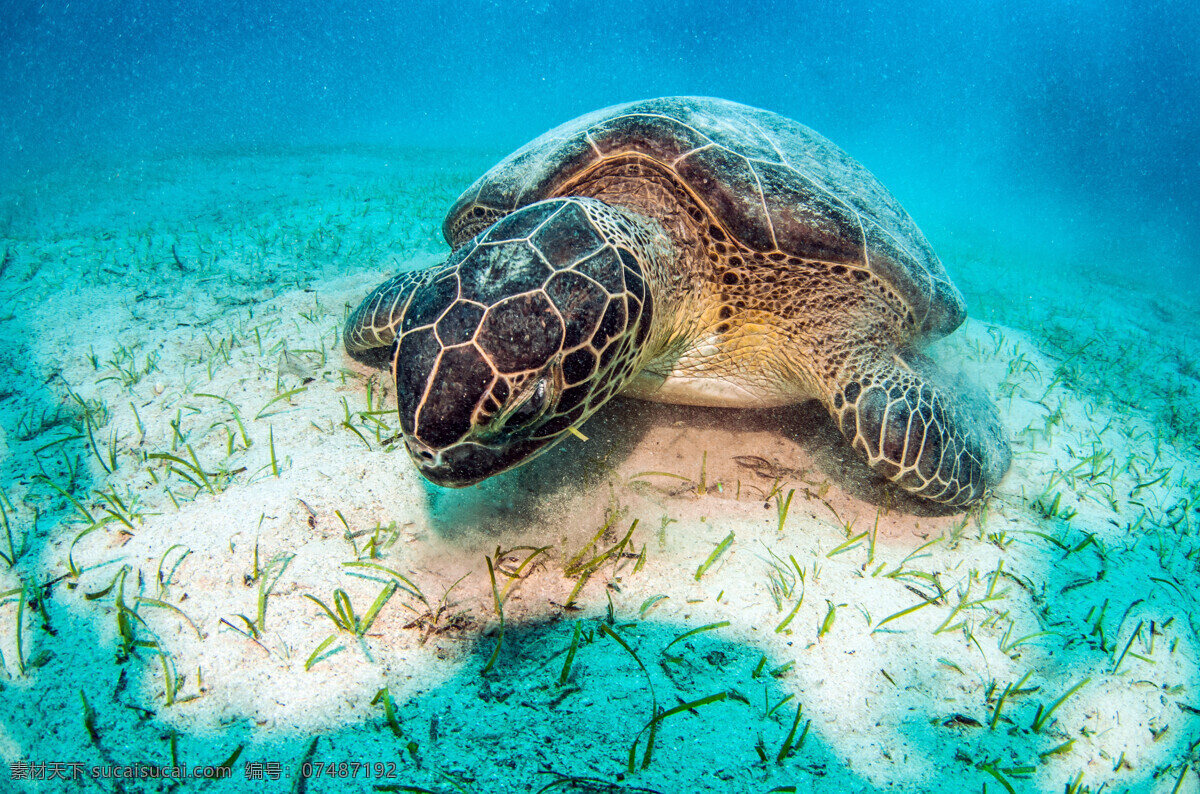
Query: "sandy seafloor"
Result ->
[[0, 146, 1197, 794]]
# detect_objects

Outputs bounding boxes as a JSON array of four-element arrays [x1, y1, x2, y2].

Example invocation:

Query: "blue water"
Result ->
[[2, 0, 1198, 285]]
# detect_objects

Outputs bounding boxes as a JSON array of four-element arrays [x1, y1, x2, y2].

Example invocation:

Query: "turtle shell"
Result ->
[[444, 97, 965, 339]]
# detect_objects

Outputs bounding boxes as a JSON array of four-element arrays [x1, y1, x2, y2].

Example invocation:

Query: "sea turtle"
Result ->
[[345, 97, 1010, 508]]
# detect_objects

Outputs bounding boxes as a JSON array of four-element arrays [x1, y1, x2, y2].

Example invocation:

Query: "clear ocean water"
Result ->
[[3, 0, 1197, 282], [1, 2, 1198, 793]]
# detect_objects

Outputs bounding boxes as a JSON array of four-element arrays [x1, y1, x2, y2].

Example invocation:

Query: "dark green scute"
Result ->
[[617, 250, 648, 301], [417, 345, 495, 447], [478, 292, 565, 374], [511, 135, 599, 211], [756, 161, 864, 265], [589, 112, 709, 163], [574, 247, 626, 294], [533, 405, 587, 439], [915, 395, 936, 436], [875, 458, 902, 481], [752, 102, 943, 272], [861, 221, 951, 331], [616, 247, 639, 271], [674, 144, 775, 251], [957, 457, 983, 499], [491, 378, 510, 405], [591, 298, 626, 350], [854, 386, 890, 459], [903, 406, 927, 468], [599, 335, 627, 369], [444, 135, 597, 248], [557, 383, 590, 411], [666, 97, 783, 161], [935, 443, 957, 485], [485, 200, 561, 242], [545, 271, 609, 349], [634, 288, 653, 346], [401, 272, 459, 334], [561, 347, 596, 384], [882, 401, 912, 462], [436, 301, 485, 347], [395, 328, 441, 435], [531, 202, 605, 267], [457, 241, 553, 305], [442, 97, 966, 341], [917, 415, 945, 480]]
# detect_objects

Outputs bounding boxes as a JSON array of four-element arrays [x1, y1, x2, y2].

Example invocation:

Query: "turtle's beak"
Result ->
[[404, 436, 551, 487]]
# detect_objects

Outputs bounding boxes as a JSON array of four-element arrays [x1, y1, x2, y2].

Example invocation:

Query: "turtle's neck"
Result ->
[[557, 158, 716, 358], [587, 199, 706, 367]]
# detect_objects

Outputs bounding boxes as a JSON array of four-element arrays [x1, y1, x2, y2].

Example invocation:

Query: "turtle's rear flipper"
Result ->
[[828, 350, 1010, 509]]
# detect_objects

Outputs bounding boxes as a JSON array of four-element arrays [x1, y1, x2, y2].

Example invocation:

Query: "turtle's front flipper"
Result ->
[[344, 269, 435, 369], [827, 350, 1010, 508]]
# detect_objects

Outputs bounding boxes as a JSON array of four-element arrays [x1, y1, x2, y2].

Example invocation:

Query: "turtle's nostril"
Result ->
[[405, 438, 437, 463]]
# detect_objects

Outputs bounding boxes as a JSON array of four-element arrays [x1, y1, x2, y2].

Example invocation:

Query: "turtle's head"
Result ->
[[397, 357, 563, 488], [392, 198, 654, 487]]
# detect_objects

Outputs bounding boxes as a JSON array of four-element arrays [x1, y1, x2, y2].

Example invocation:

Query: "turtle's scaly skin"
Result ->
[[346, 97, 1010, 508]]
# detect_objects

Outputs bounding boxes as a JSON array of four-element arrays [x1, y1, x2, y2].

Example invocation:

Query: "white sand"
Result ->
[[0, 148, 1198, 793]]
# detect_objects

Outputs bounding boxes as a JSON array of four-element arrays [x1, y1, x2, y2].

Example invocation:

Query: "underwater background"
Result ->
[[1, 1, 1199, 792], [4, 0, 1198, 284]]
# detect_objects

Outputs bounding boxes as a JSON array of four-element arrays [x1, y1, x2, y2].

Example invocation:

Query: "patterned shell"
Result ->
[[444, 96, 965, 339]]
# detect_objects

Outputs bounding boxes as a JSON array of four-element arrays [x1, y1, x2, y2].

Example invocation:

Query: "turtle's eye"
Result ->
[[506, 379, 549, 430]]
